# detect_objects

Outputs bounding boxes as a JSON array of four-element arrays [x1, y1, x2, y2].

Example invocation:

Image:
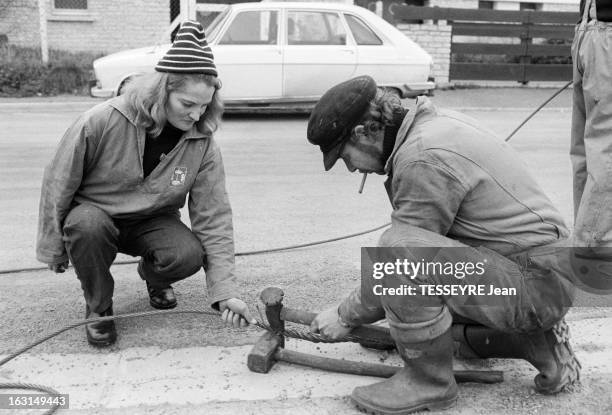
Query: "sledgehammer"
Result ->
[[247, 287, 503, 384]]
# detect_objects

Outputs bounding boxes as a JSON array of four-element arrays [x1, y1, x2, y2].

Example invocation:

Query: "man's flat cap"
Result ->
[[307, 75, 377, 170]]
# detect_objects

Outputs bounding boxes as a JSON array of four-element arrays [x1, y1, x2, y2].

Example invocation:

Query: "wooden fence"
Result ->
[[380, 4, 578, 83]]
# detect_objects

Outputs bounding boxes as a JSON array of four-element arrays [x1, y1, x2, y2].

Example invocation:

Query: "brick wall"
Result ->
[[0, 0, 40, 47], [541, 2, 579, 12], [47, 0, 169, 53], [46, 0, 168, 53], [494, 0, 579, 12], [429, 0, 478, 8], [397, 21, 452, 84], [0, 0, 170, 54]]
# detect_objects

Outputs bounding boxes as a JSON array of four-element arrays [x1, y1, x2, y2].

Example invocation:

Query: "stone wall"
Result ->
[[397, 21, 452, 84]]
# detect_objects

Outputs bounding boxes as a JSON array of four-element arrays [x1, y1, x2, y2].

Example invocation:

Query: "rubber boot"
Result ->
[[351, 329, 458, 415], [453, 318, 580, 394], [85, 304, 117, 347]]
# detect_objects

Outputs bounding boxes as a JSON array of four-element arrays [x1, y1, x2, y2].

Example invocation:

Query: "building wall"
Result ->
[[47, 0, 168, 53], [1, 0, 170, 54], [0, 0, 40, 48]]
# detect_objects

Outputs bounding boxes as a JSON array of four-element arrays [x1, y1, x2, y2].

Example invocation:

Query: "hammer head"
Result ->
[[247, 331, 282, 373], [260, 287, 284, 306]]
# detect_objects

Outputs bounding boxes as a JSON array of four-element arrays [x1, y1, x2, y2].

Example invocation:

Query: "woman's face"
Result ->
[[166, 79, 216, 131]]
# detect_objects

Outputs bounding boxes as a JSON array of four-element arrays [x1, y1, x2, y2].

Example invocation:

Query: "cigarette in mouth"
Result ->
[[358, 173, 367, 194]]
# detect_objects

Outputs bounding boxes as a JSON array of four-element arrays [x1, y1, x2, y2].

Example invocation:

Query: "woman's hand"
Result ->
[[218, 298, 256, 328]]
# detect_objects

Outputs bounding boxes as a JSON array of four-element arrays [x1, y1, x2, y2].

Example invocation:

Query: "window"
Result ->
[[200, 7, 230, 39], [345, 14, 382, 45], [478, 1, 494, 9], [54, 0, 87, 10], [49, 0, 93, 21], [219, 10, 278, 45], [287, 11, 347, 45]]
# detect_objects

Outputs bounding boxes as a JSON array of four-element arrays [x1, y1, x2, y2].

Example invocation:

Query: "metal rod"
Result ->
[[504, 80, 572, 142]]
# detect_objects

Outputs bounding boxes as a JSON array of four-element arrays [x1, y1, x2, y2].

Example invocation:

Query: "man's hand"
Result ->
[[310, 305, 353, 340], [218, 298, 256, 328], [48, 260, 69, 273]]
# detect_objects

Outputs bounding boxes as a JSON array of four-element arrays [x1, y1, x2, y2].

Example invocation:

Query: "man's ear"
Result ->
[[349, 125, 366, 143]]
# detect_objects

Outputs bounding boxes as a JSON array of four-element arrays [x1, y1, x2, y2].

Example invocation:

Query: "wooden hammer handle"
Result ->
[[275, 349, 503, 384]]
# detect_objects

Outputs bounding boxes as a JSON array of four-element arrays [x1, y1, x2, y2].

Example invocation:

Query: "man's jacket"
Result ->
[[384, 97, 567, 255], [339, 97, 569, 325], [36, 96, 237, 307]]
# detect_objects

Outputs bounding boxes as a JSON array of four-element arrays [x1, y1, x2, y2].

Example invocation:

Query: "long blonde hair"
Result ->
[[123, 71, 223, 137]]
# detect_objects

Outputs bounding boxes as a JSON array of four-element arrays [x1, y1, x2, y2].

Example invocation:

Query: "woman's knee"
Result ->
[[177, 242, 205, 276], [63, 204, 117, 241], [154, 239, 204, 278]]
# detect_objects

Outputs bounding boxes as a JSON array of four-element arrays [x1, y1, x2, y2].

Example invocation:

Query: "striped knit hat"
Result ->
[[155, 20, 217, 76]]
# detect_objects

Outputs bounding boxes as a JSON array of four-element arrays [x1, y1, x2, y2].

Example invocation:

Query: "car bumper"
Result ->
[[90, 87, 114, 98], [89, 81, 114, 98], [402, 80, 435, 97]]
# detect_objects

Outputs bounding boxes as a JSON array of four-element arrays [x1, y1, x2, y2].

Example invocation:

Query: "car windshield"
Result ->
[[205, 6, 231, 40]]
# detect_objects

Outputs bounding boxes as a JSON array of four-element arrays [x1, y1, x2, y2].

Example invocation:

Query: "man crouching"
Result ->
[[307, 76, 580, 414]]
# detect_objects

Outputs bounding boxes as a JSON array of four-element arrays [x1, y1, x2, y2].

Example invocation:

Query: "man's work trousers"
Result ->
[[343, 225, 576, 342], [62, 204, 204, 313]]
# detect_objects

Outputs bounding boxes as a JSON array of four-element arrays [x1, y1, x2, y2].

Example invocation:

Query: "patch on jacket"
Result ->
[[171, 167, 187, 186]]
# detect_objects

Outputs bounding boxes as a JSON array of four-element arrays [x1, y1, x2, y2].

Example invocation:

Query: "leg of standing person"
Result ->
[[571, 18, 588, 216], [571, 20, 612, 249], [570, 3, 612, 293]]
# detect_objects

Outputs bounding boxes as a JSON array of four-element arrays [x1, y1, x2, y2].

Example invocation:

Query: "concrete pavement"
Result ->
[[1, 313, 611, 414]]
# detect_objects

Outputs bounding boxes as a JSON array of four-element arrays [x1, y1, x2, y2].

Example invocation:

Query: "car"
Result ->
[[90, 2, 434, 111]]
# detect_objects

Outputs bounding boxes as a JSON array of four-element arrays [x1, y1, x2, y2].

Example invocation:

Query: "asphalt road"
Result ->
[[0, 88, 610, 414]]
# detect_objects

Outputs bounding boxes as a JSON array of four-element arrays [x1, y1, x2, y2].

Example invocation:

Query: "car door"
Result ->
[[343, 13, 398, 82], [344, 12, 430, 87], [283, 9, 357, 99], [212, 8, 282, 100]]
